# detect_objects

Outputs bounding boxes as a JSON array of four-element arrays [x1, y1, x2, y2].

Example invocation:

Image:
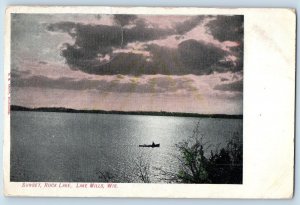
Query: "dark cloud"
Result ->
[[145, 44, 183, 74], [178, 40, 226, 74], [207, 16, 244, 72], [145, 42, 232, 75], [60, 39, 229, 75], [122, 23, 173, 44], [46, 15, 243, 76], [47, 21, 79, 37], [47, 19, 172, 51], [214, 80, 243, 92], [12, 74, 198, 94], [47, 18, 175, 75], [207, 15, 244, 42], [74, 40, 228, 76], [54, 22, 123, 55], [63, 52, 149, 75]]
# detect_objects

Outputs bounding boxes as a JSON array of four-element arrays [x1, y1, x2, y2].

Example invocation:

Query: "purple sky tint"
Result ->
[[11, 14, 243, 114]]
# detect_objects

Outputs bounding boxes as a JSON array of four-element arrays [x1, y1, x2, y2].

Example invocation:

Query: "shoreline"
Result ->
[[10, 105, 243, 119]]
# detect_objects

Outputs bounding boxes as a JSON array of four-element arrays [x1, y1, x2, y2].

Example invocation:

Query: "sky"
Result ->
[[11, 14, 243, 114]]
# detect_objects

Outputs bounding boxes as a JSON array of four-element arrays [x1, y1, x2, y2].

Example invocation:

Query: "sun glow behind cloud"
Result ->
[[11, 14, 243, 114]]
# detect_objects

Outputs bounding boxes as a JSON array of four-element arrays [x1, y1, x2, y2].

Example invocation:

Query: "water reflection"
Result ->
[[11, 111, 242, 183]]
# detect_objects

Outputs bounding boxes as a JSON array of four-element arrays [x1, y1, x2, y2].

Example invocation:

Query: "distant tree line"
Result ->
[[11, 105, 243, 119]]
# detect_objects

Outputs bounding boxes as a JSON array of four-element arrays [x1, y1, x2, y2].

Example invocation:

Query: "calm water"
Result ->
[[11, 111, 242, 183]]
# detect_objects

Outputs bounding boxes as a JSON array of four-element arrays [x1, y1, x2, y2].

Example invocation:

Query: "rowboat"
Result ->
[[139, 143, 160, 148]]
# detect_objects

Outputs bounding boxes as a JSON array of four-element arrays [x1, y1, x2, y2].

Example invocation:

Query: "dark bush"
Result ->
[[175, 123, 242, 184]]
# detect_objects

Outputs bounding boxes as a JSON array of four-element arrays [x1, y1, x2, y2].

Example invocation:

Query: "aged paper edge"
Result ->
[[3, 6, 296, 198]]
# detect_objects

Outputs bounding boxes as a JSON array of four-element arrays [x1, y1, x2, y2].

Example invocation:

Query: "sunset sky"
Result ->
[[11, 14, 243, 114]]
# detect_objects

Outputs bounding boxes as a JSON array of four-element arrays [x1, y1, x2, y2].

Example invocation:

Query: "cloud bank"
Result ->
[[45, 15, 243, 76]]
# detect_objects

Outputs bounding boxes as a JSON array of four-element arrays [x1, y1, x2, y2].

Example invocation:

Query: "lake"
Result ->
[[10, 111, 242, 183]]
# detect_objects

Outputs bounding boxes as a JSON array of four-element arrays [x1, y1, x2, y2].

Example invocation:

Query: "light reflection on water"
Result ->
[[11, 111, 242, 183]]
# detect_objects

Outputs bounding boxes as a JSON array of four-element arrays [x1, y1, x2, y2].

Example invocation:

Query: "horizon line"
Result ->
[[10, 105, 243, 119]]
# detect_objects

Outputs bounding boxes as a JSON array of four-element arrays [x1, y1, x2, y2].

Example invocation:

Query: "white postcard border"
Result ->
[[3, 6, 296, 198]]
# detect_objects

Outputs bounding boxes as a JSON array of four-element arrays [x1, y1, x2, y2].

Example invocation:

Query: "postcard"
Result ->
[[3, 6, 295, 198]]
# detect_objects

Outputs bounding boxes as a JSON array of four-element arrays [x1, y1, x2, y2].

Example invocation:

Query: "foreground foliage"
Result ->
[[175, 122, 242, 184]]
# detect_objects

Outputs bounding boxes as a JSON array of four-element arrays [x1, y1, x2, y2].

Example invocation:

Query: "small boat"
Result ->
[[139, 142, 160, 148]]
